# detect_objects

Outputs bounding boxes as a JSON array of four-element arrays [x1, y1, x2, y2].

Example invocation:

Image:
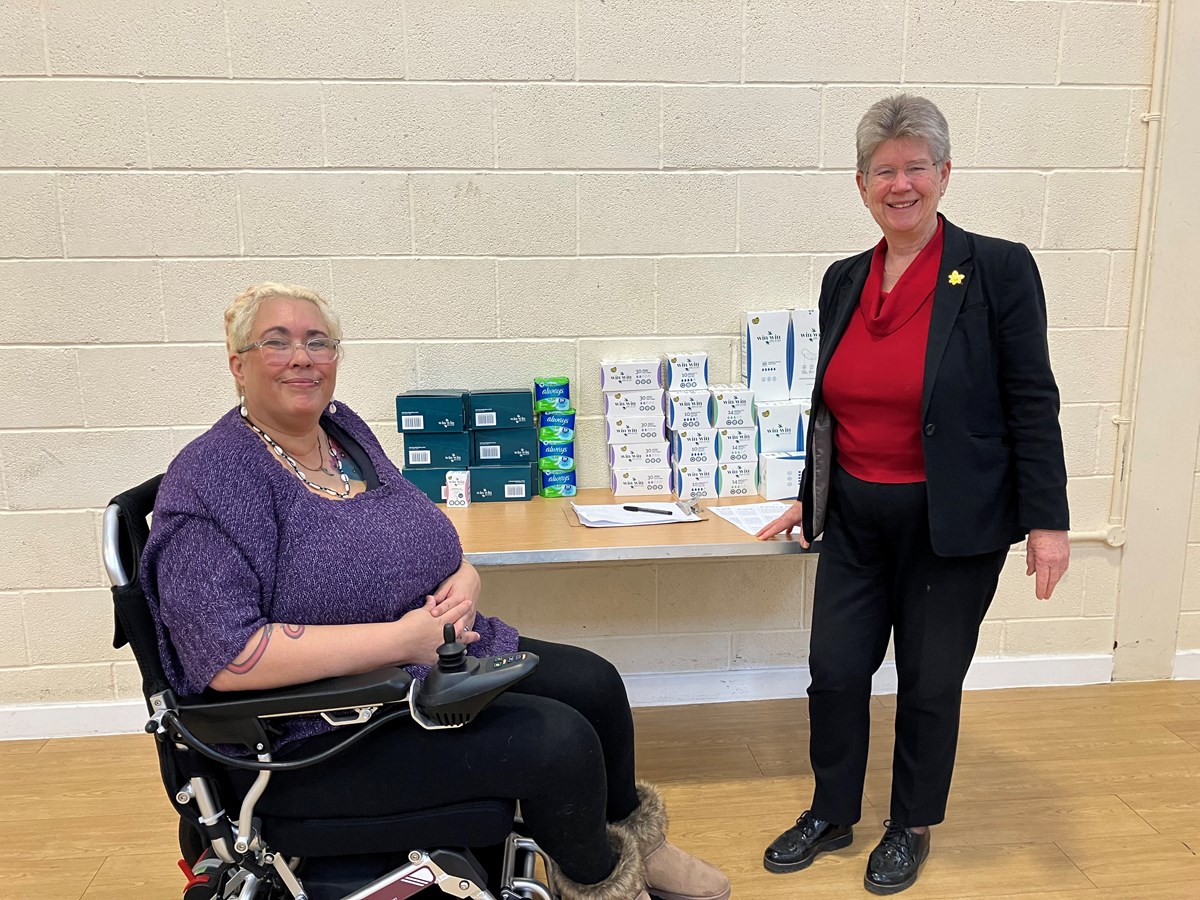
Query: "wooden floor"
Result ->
[[2, 681, 1199, 899]]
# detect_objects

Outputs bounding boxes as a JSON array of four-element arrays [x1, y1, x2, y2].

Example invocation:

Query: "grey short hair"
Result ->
[[225, 283, 343, 394], [856, 94, 951, 174]]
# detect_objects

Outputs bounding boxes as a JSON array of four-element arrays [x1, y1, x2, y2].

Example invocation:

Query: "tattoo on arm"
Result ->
[[225, 623, 306, 675]]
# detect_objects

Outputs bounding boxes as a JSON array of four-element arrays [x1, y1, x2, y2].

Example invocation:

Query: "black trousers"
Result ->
[[808, 467, 1007, 827], [234, 637, 639, 885]]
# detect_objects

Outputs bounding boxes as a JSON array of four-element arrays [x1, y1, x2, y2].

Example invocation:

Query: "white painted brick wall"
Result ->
[[0, 0, 1174, 704]]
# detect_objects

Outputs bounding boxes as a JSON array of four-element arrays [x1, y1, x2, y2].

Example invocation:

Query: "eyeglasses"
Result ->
[[867, 164, 937, 184], [237, 338, 341, 364]]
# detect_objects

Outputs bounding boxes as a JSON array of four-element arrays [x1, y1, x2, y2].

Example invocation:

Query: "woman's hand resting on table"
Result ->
[[427, 559, 482, 640], [755, 500, 809, 548]]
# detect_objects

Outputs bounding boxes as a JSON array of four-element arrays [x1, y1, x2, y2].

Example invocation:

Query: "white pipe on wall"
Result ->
[[1100, 0, 1174, 550]]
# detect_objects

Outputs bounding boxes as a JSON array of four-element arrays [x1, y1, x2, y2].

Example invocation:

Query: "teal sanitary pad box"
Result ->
[[403, 432, 470, 468], [468, 463, 536, 502], [469, 389, 533, 430], [396, 390, 469, 433], [472, 428, 537, 465], [402, 467, 456, 504]]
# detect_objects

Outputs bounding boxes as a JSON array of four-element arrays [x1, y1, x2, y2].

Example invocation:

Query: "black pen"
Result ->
[[623, 505, 674, 515]]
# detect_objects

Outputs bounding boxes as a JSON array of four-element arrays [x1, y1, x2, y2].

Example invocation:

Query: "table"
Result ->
[[442, 488, 810, 567]]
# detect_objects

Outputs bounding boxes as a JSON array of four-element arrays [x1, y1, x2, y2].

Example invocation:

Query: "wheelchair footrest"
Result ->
[[342, 849, 489, 899]]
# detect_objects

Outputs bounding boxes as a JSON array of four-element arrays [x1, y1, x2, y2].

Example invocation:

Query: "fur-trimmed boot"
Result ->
[[612, 782, 731, 900], [551, 825, 651, 900]]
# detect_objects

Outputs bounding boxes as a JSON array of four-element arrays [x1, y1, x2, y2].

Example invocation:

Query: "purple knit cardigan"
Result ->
[[141, 404, 518, 746]]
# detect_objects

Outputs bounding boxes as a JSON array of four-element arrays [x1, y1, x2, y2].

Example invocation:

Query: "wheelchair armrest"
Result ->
[[172, 666, 413, 749]]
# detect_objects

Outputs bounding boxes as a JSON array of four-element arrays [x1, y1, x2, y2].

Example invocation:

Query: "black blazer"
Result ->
[[800, 216, 1070, 557]]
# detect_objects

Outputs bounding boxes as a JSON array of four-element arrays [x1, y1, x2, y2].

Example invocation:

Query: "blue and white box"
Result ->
[[671, 462, 718, 500], [790, 308, 819, 400], [743, 310, 792, 402], [665, 352, 708, 391], [717, 462, 759, 498], [709, 384, 756, 428], [667, 391, 713, 430], [759, 452, 806, 501], [716, 428, 759, 464], [670, 428, 718, 465], [756, 399, 808, 453]]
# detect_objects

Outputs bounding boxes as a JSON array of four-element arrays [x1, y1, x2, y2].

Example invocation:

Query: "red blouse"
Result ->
[[822, 220, 944, 483]]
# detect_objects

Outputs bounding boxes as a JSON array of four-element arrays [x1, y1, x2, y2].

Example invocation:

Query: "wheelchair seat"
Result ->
[[105, 474, 553, 900]]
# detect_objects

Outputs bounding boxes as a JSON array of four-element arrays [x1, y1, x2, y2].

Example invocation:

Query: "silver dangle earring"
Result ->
[[328, 400, 337, 415], [239, 393, 248, 418]]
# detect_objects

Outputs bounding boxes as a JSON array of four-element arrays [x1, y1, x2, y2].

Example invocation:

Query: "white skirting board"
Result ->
[[0, 654, 1119, 740], [1174, 649, 1200, 680]]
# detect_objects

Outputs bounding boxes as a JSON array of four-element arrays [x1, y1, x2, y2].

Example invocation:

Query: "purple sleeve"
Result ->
[[153, 511, 269, 695]]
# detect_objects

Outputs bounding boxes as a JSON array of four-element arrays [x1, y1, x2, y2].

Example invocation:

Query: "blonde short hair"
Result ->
[[224, 283, 342, 355], [225, 283, 343, 396]]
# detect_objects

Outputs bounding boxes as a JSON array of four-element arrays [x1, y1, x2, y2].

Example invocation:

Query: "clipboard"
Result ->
[[563, 498, 708, 528]]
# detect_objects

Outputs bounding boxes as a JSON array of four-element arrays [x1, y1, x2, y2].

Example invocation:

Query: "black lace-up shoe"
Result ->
[[864, 820, 931, 894], [763, 810, 853, 873]]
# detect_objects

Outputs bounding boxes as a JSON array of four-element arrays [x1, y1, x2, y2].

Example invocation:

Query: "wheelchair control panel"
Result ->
[[414, 625, 540, 728]]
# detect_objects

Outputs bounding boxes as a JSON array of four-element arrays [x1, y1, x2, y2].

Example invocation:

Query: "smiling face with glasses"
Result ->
[[229, 296, 340, 429], [856, 136, 951, 248]]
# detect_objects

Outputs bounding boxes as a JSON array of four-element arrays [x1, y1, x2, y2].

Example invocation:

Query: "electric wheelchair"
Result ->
[[105, 474, 554, 900]]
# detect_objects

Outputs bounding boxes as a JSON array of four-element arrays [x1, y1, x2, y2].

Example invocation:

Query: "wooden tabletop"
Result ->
[[443, 488, 810, 567]]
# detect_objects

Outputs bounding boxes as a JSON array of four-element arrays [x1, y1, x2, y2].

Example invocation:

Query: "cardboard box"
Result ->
[[670, 428, 718, 465], [671, 462, 718, 499], [604, 389, 666, 418], [742, 310, 792, 401], [609, 441, 669, 469], [790, 308, 820, 396], [600, 359, 664, 391], [402, 466, 455, 504], [611, 467, 672, 496], [667, 390, 713, 429], [758, 452, 806, 501], [472, 427, 537, 465], [404, 431, 470, 468], [468, 389, 533, 430], [756, 399, 809, 453], [665, 352, 709, 391], [395, 390, 468, 433], [605, 416, 667, 444], [709, 384, 756, 428], [716, 428, 759, 463], [469, 464, 535, 502]]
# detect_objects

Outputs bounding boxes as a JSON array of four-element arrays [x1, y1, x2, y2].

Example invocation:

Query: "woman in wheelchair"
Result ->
[[140, 283, 730, 900]]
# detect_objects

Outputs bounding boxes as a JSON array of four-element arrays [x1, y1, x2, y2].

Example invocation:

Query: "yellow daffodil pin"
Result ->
[[948, 270, 965, 286]]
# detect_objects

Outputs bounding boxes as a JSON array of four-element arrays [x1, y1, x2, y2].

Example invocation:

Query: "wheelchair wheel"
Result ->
[[179, 817, 207, 866]]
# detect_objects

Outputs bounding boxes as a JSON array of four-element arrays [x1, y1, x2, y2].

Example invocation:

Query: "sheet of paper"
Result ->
[[707, 501, 792, 536], [571, 502, 702, 528]]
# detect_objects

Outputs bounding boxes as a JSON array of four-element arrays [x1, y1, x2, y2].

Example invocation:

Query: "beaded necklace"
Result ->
[[241, 409, 351, 499]]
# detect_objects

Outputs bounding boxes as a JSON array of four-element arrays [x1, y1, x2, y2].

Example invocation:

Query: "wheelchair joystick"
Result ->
[[436, 623, 468, 672], [417, 626, 540, 727]]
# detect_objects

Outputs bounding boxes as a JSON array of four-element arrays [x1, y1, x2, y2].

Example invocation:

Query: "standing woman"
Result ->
[[756, 95, 1070, 894]]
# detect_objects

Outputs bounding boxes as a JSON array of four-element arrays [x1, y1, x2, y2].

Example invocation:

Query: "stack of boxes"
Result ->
[[602, 360, 671, 495], [466, 389, 536, 502], [535, 377, 577, 498], [666, 352, 717, 500], [744, 308, 820, 500], [397, 388, 537, 504], [396, 390, 471, 503]]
